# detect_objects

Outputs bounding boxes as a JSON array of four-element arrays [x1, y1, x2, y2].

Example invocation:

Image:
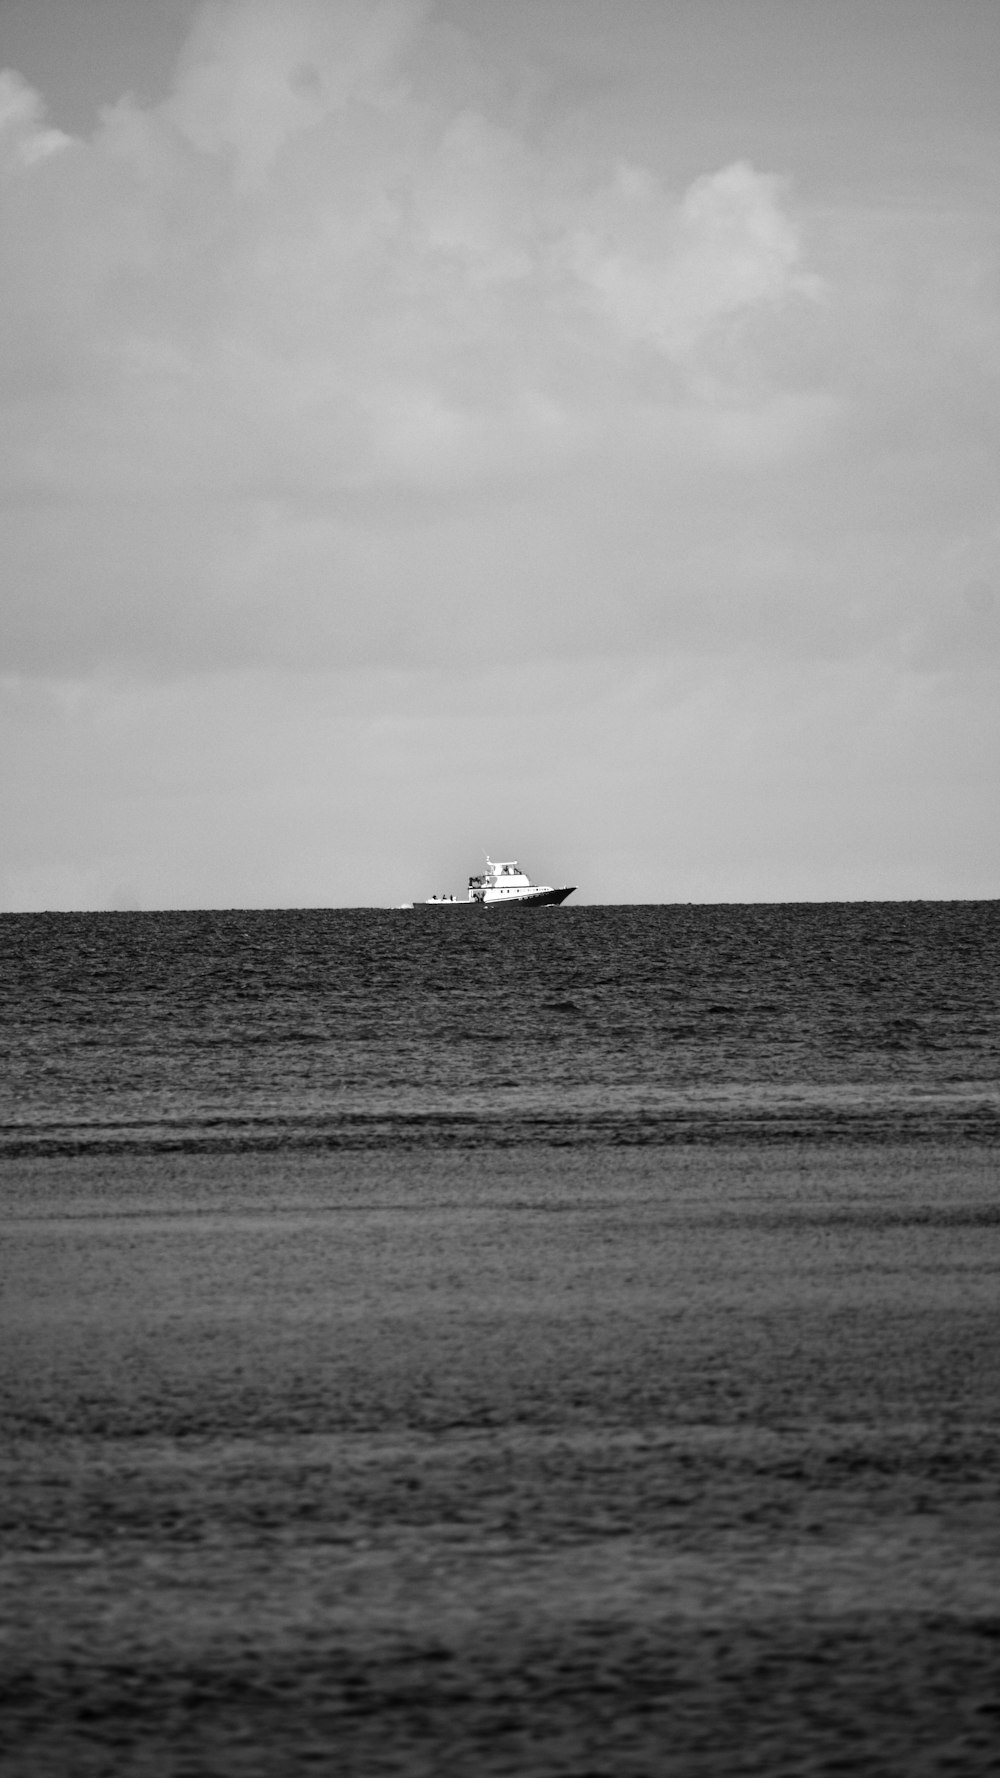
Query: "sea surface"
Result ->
[[2, 903, 998, 1775]]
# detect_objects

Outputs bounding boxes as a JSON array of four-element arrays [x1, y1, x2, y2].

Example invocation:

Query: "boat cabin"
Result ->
[[468, 858, 532, 896]]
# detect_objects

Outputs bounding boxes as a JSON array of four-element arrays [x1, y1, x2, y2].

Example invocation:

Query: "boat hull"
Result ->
[[482, 885, 575, 907]]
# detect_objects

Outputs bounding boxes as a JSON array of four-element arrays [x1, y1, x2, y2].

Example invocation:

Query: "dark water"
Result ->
[[3, 902, 998, 1156], [2, 905, 999, 1775]]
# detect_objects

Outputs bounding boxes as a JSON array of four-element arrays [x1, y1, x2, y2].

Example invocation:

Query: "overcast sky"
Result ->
[[2, 0, 998, 907]]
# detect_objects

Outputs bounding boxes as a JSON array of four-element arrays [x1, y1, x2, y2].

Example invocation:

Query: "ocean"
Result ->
[[2, 903, 998, 1775]]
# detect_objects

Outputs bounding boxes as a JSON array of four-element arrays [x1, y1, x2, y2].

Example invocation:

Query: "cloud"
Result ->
[[167, 0, 431, 186], [0, 67, 73, 171], [0, 0, 853, 681], [1, 1, 996, 910], [563, 158, 822, 371], [0, 0, 997, 700]]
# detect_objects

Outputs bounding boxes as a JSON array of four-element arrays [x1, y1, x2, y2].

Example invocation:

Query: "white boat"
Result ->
[[401, 856, 575, 908]]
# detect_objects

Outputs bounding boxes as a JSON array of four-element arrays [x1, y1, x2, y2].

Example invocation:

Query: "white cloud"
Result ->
[[0, 1, 997, 905], [564, 159, 822, 372], [167, 0, 430, 186], [0, 3, 840, 675], [0, 68, 73, 171]]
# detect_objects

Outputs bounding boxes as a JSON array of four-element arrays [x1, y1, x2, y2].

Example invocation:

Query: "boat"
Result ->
[[400, 856, 576, 908]]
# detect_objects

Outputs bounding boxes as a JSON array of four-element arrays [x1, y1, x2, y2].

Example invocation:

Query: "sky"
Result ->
[[1, 0, 998, 908]]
